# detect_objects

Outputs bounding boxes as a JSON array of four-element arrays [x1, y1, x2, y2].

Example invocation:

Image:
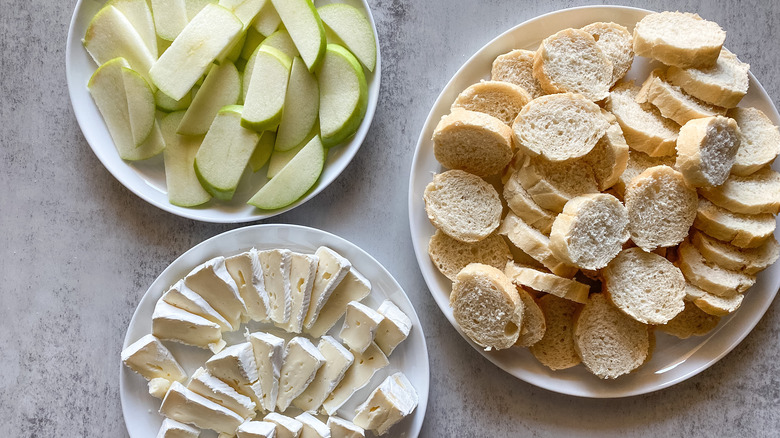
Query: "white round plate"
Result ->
[[120, 224, 429, 437], [66, 0, 380, 223], [409, 5, 780, 398]]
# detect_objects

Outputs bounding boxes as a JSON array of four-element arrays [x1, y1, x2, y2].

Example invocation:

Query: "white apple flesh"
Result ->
[[122, 67, 156, 146], [317, 4, 376, 72], [317, 44, 368, 147], [150, 0, 190, 41], [241, 45, 291, 132], [275, 57, 319, 151], [161, 111, 212, 207], [270, 0, 326, 71], [242, 29, 299, 102], [251, 0, 281, 36], [108, 0, 158, 57], [178, 61, 241, 135]]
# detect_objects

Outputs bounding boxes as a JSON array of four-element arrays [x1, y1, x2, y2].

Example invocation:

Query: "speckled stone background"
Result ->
[[1, 0, 779, 436]]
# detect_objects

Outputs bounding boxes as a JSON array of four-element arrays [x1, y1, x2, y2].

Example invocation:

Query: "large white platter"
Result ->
[[408, 5, 780, 398], [120, 224, 429, 437], [66, 0, 380, 223]]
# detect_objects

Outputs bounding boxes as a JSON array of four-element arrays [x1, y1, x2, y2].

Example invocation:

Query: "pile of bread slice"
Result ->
[[424, 11, 780, 379]]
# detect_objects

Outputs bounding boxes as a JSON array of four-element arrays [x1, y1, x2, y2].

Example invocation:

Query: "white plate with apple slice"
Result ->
[[66, 0, 381, 223], [120, 224, 429, 437]]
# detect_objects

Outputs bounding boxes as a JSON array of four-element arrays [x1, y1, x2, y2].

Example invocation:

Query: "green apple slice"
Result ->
[[109, 0, 158, 57], [249, 130, 275, 171], [150, 0, 190, 41], [267, 122, 317, 177], [270, 0, 325, 71], [83, 5, 156, 87], [241, 45, 291, 132], [248, 135, 325, 209], [218, 0, 265, 27], [251, 0, 281, 36], [317, 44, 368, 147], [155, 87, 192, 112], [121, 67, 156, 146], [242, 29, 298, 101], [317, 4, 376, 72], [275, 57, 319, 151], [161, 111, 211, 206], [241, 27, 265, 60], [194, 105, 261, 200], [184, 0, 217, 19], [178, 61, 241, 135], [149, 4, 243, 100]]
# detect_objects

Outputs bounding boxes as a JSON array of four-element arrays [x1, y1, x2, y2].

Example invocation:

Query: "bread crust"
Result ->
[[633, 12, 725, 68], [675, 116, 741, 187], [432, 108, 513, 177]]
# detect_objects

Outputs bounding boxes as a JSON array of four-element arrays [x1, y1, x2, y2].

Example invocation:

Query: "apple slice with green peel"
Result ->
[[317, 4, 376, 72], [252, 0, 281, 36], [242, 29, 298, 101], [241, 27, 265, 60], [248, 135, 325, 209], [317, 44, 368, 147], [194, 105, 261, 200], [161, 111, 212, 207], [155, 87, 192, 112], [83, 5, 157, 88], [184, 0, 217, 19], [275, 57, 319, 151], [149, 4, 243, 100], [250, 130, 275, 171], [178, 61, 241, 135], [218, 0, 266, 27], [122, 67, 157, 146], [150, 0, 190, 41], [241, 45, 291, 132], [109, 0, 158, 57], [267, 122, 317, 178], [270, 0, 325, 71]]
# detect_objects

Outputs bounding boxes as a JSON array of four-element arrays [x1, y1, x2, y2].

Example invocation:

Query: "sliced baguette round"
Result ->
[[514, 154, 600, 213], [675, 116, 741, 187], [698, 166, 780, 214], [499, 213, 578, 278], [428, 230, 512, 281], [683, 282, 708, 302], [491, 49, 545, 99], [549, 193, 630, 270], [450, 263, 524, 351], [632, 12, 725, 68], [582, 118, 630, 190], [603, 247, 686, 325], [581, 22, 634, 85], [636, 69, 727, 126], [515, 286, 546, 348], [503, 168, 556, 234], [624, 166, 698, 252], [451, 80, 531, 125], [694, 290, 744, 316], [728, 107, 780, 176], [606, 81, 680, 157], [666, 48, 750, 108], [512, 93, 609, 162], [657, 301, 720, 339], [574, 293, 650, 379], [529, 294, 582, 371], [677, 239, 756, 297], [424, 170, 502, 243], [691, 229, 779, 275], [504, 261, 590, 304], [432, 108, 514, 177], [614, 150, 676, 198], [693, 197, 776, 248]]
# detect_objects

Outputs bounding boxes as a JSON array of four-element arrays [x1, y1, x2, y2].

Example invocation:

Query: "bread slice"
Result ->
[[573, 293, 650, 379], [450, 263, 524, 351], [581, 22, 634, 85], [515, 286, 546, 348], [635, 69, 727, 126], [428, 230, 512, 281], [491, 49, 545, 99], [666, 48, 750, 108], [432, 108, 514, 177], [533, 28, 613, 102], [512, 93, 609, 162], [691, 229, 779, 275], [424, 170, 502, 243], [504, 261, 590, 304], [632, 12, 725, 68], [728, 107, 780, 176], [451, 80, 531, 125], [694, 197, 776, 248], [614, 150, 676, 198], [549, 193, 630, 270], [676, 239, 756, 297], [657, 301, 720, 339], [603, 247, 686, 325], [699, 166, 780, 214], [498, 213, 578, 278], [529, 294, 582, 370], [683, 282, 707, 301], [694, 290, 744, 316], [624, 166, 698, 252], [675, 116, 741, 187], [606, 81, 680, 157], [514, 154, 600, 213], [582, 118, 630, 190], [503, 168, 556, 234]]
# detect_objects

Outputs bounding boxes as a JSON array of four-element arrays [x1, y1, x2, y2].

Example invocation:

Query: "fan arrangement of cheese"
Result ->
[[122, 246, 417, 437], [82, 0, 376, 210], [424, 11, 780, 379]]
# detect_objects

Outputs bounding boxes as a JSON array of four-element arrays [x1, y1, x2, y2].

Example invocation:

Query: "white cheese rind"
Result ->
[[156, 418, 200, 438], [306, 268, 371, 338], [303, 247, 352, 330], [184, 256, 247, 329], [247, 331, 285, 412], [321, 343, 389, 416], [152, 300, 225, 352], [226, 248, 271, 322], [276, 337, 326, 411], [162, 279, 234, 331], [187, 367, 257, 419], [293, 335, 354, 413], [339, 301, 384, 354], [353, 372, 418, 435], [121, 334, 187, 383], [296, 412, 331, 438], [235, 420, 277, 438], [264, 412, 303, 438], [206, 342, 263, 406], [279, 252, 318, 333], [258, 249, 293, 325], [160, 381, 245, 435], [327, 417, 365, 438], [374, 300, 412, 357]]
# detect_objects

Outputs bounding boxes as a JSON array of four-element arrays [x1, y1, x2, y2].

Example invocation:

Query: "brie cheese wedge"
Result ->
[[374, 300, 412, 357], [264, 412, 303, 438], [159, 381, 245, 435], [156, 418, 200, 438], [236, 420, 277, 438], [276, 337, 325, 411], [258, 249, 293, 325], [162, 279, 234, 331], [306, 268, 371, 338], [225, 248, 271, 322], [303, 247, 351, 330], [295, 412, 331, 438], [247, 331, 285, 412], [149, 378, 174, 399], [278, 252, 318, 333], [339, 301, 384, 354], [327, 416, 365, 438], [206, 342, 263, 406], [121, 334, 186, 383], [152, 300, 225, 352], [321, 343, 389, 416], [353, 372, 418, 435], [293, 335, 353, 413], [187, 367, 257, 419], [184, 256, 247, 329]]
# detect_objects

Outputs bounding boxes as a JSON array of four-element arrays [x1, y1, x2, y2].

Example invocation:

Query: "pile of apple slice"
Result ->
[[83, 0, 376, 210]]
